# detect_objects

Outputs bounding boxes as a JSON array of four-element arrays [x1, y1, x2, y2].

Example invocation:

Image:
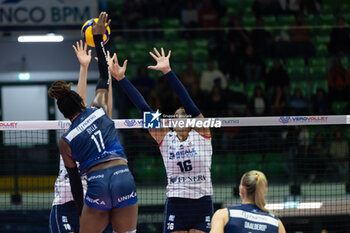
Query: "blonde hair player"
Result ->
[[210, 170, 286, 233], [108, 48, 213, 233], [48, 12, 138, 233], [49, 39, 114, 233]]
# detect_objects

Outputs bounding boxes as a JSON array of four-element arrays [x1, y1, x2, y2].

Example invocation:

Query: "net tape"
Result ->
[[0, 115, 348, 130]]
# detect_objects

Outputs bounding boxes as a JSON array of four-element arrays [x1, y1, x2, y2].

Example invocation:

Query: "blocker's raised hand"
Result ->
[[148, 48, 172, 75], [73, 40, 91, 68], [108, 51, 128, 81]]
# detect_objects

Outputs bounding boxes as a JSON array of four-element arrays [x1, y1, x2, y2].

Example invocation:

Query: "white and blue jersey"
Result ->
[[52, 156, 87, 206], [159, 129, 213, 199], [62, 107, 126, 175], [224, 204, 279, 233]]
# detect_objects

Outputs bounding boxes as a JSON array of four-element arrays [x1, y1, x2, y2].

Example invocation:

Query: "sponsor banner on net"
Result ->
[[279, 116, 328, 124], [0, 122, 18, 129]]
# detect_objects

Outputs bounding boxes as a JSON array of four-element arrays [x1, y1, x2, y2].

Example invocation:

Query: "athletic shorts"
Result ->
[[85, 164, 138, 210], [49, 201, 79, 233], [163, 196, 213, 233]]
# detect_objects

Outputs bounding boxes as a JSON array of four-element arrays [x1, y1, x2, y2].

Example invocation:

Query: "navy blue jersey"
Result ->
[[62, 107, 126, 175], [224, 204, 279, 233]]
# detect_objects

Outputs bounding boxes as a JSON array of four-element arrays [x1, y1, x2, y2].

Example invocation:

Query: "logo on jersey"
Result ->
[[117, 191, 137, 202], [168, 147, 198, 160], [169, 153, 176, 160], [62, 216, 68, 223], [169, 175, 206, 184], [143, 110, 161, 129], [169, 215, 175, 222], [87, 174, 104, 181], [205, 216, 211, 222], [86, 196, 106, 205]]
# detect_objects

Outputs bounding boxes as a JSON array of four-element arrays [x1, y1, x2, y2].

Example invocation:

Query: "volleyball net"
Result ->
[[0, 115, 349, 233]]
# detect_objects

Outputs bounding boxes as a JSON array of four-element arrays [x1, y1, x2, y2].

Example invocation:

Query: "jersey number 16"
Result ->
[[177, 159, 192, 172]]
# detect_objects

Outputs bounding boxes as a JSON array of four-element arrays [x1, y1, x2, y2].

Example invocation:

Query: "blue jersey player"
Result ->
[[210, 171, 286, 233], [48, 12, 138, 233], [49, 40, 114, 233]]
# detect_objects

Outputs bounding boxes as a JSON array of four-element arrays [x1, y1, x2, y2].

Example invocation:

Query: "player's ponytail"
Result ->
[[48, 80, 86, 120], [241, 170, 270, 213]]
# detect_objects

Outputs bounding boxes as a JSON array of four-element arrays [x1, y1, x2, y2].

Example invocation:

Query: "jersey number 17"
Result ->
[[91, 130, 105, 152]]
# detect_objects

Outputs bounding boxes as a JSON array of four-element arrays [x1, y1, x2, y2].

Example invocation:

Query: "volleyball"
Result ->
[[81, 18, 111, 47]]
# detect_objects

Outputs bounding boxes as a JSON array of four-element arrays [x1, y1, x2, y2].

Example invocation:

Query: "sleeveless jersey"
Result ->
[[52, 156, 87, 206], [159, 129, 213, 199], [62, 107, 126, 175], [224, 204, 279, 233]]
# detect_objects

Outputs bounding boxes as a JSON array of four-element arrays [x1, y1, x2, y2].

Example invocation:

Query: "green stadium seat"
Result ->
[[286, 58, 305, 67], [125, 63, 137, 79], [262, 16, 276, 27], [343, 13, 350, 22], [287, 66, 305, 79], [332, 101, 348, 114], [114, 50, 127, 61], [129, 49, 149, 63], [152, 41, 171, 51], [142, 17, 161, 27], [242, 153, 263, 171], [243, 6, 253, 15], [341, 57, 349, 68], [191, 48, 209, 61], [278, 15, 294, 26], [317, 27, 332, 35], [170, 40, 189, 50], [162, 18, 181, 28], [129, 41, 149, 50], [313, 35, 331, 44], [191, 39, 209, 49], [246, 82, 265, 99], [318, 14, 335, 25], [311, 80, 328, 94], [340, 4, 350, 13], [308, 57, 327, 68], [220, 16, 229, 26], [243, 15, 256, 27], [212, 155, 238, 181], [264, 153, 285, 176], [221, 0, 239, 7], [133, 156, 165, 182], [227, 6, 240, 15], [171, 49, 189, 62], [309, 66, 327, 79], [315, 44, 328, 56], [305, 15, 317, 26], [113, 40, 127, 51], [290, 80, 308, 96], [162, 18, 181, 39], [171, 62, 187, 74], [229, 82, 244, 93], [265, 58, 274, 71], [321, 4, 333, 13]]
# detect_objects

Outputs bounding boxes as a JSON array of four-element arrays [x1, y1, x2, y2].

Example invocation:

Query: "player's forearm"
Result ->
[[165, 70, 200, 117], [66, 166, 84, 216], [93, 35, 109, 81], [77, 65, 88, 104], [119, 77, 152, 113]]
